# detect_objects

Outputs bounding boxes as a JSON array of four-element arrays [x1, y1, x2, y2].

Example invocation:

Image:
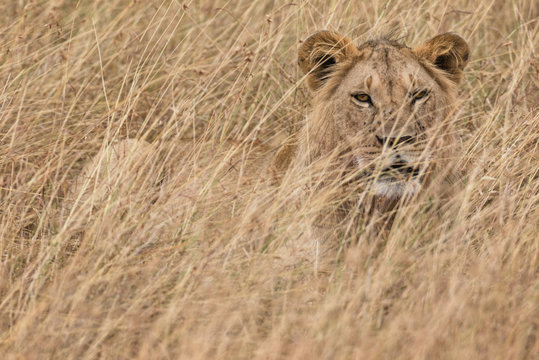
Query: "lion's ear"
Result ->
[[298, 31, 358, 91], [414, 33, 470, 84]]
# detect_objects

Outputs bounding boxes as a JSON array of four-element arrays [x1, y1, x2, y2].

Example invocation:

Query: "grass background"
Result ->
[[0, 0, 537, 358]]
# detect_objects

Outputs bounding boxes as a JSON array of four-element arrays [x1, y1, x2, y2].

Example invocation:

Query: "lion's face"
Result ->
[[298, 31, 469, 199]]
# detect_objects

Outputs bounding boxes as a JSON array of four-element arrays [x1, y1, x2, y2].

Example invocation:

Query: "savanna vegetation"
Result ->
[[0, 0, 537, 358]]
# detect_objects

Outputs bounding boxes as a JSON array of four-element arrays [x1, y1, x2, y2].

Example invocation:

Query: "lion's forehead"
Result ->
[[316, 42, 454, 107], [340, 47, 437, 95]]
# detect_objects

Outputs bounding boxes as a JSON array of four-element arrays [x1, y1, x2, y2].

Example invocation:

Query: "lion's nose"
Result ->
[[376, 135, 416, 147]]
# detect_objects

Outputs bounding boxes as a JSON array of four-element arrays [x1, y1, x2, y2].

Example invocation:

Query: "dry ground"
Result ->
[[0, 0, 537, 359]]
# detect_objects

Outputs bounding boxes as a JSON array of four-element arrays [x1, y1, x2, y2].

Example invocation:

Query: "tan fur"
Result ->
[[266, 31, 470, 269], [291, 31, 469, 201], [62, 31, 469, 268], [59, 139, 159, 227]]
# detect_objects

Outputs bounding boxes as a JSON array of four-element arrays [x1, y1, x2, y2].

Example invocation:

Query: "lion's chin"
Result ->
[[373, 178, 421, 199]]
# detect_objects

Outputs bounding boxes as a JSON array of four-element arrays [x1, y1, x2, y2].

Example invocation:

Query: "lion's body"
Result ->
[[63, 31, 469, 265]]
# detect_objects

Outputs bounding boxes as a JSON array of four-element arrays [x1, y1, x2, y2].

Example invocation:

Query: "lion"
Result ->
[[59, 30, 469, 267]]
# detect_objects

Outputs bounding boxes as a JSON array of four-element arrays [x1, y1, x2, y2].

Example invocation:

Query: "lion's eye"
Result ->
[[412, 89, 429, 103], [352, 93, 372, 104]]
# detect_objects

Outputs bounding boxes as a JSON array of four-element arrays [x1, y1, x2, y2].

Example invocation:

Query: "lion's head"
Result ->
[[297, 31, 469, 199]]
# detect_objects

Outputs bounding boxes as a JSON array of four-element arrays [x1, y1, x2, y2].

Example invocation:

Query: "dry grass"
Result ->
[[0, 0, 537, 359]]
